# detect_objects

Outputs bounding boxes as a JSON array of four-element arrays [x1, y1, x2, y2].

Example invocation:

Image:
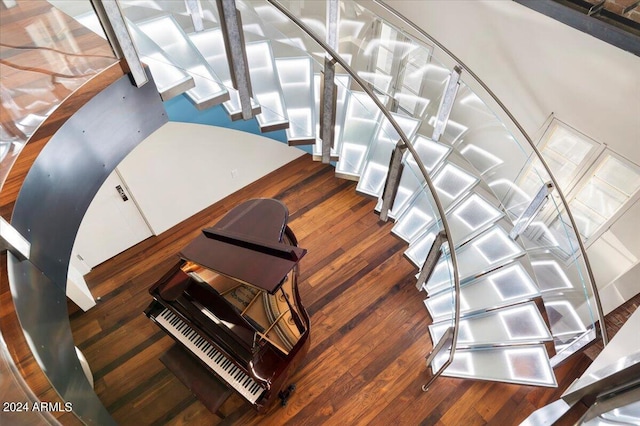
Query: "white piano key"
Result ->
[[155, 308, 265, 403]]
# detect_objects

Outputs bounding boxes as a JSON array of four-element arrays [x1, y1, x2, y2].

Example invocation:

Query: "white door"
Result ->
[[72, 168, 153, 269]]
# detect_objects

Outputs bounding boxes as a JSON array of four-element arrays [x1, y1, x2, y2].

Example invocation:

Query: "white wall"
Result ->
[[73, 122, 305, 279], [118, 122, 305, 234], [386, 0, 640, 310]]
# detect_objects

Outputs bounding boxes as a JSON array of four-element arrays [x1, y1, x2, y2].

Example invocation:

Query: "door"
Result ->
[[72, 168, 153, 269]]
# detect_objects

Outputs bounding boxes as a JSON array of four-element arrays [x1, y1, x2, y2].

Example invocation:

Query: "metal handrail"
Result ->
[[371, 0, 607, 345], [263, 0, 462, 386]]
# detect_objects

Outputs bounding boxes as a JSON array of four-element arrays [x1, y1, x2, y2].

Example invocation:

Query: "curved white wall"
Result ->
[[119, 122, 305, 234], [73, 122, 304, 272]]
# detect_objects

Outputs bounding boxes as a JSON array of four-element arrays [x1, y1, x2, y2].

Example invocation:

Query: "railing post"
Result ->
[[380, 143, 406, 221], [319, 57, 338, 164], [185, 0, 204, 32], [510, 182, 554, 240], [416, 230, 448, 291], [216, 0, 254, 120], [326, 0, 340, 51], [90, 0, 148, 88], [432, 66, 461, 141]]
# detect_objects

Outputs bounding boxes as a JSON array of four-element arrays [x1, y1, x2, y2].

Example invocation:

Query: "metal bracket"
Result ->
[[588, 0, 606, 16]]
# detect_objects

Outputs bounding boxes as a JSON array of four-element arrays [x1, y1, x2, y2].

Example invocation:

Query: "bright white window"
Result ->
[[538, 120, 598, 189], [570, 153, 640, 239]]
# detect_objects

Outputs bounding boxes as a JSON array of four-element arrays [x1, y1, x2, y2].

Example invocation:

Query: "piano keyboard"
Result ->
[[155, 308, 265, 404]]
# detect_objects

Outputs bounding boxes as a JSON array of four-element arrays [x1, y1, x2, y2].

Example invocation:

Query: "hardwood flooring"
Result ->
[[68, 155, 593, 426]]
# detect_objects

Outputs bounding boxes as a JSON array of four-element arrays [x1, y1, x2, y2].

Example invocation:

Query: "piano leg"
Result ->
[[278, 384, 296, 407]]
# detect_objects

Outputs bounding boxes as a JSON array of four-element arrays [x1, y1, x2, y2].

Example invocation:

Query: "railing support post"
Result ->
[[185, 0, 204, 32], [90, 0, 148, 88], [319, 57, 338, 164], [380, 143, 406, 222], [432, 66, 461, 141], [416, 230, 448, 291], [510, 182, 554, 240], [216, 0, 254, 120]]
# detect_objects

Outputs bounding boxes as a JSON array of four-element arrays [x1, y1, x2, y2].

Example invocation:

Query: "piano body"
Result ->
[[145, 198, 310, 413]]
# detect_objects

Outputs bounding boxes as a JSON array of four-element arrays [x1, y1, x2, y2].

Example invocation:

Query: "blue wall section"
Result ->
[[165, 96, 273, 139], [164, 95, 313, 154]]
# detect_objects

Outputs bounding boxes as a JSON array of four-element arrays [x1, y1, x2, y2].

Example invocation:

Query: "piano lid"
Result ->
[[180, 199, 307, 294]]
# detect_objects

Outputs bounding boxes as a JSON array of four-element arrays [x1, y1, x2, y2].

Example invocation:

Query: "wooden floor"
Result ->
[[68, 154, 593, 425]]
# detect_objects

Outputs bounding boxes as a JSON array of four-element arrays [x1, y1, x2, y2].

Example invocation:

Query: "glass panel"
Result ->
[[1, 0, 117, 188], [433, 346, 557, 387], [429, 302, 551, 346]]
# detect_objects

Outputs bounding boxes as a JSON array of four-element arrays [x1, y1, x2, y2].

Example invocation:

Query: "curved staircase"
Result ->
[[52, 0, 606, 391]]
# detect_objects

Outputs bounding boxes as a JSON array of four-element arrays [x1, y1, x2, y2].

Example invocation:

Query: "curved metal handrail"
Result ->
[[264, 0, 462, 387], [372, 0, 607, 345]]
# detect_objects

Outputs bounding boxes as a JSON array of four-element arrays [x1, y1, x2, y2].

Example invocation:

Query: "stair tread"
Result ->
[[434, 345, 557, 387], [135, 15, 229, 109], [429, 301, 552, 347], [424, 262, 540, 321]]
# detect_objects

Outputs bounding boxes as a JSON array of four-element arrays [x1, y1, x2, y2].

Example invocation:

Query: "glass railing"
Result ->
[[359, 0, 606, 350], [0, 0, 118, 188], [259, 0, 605, 360]]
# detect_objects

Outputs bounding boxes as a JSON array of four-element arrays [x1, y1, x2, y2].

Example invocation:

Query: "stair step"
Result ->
[[188, 28, 261, 120], [275, 57, 316, 145], [424, 262, 540, 321], [433, 345, 557, 387], [245, 41, 289, 132], [530, 258, 598, 355], [543, 297, 589, 350], [420, 225, 526, 294], [403, 193, 503, 263], [135, 15, 229, 110], [392, 162, 480, 243], [429, 302, 552, 348], [127, 20, 195, 102], [355, 114, 420, 198]]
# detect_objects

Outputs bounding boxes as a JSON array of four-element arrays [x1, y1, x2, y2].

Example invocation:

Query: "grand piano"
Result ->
[[144, 198, 310, 413]]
